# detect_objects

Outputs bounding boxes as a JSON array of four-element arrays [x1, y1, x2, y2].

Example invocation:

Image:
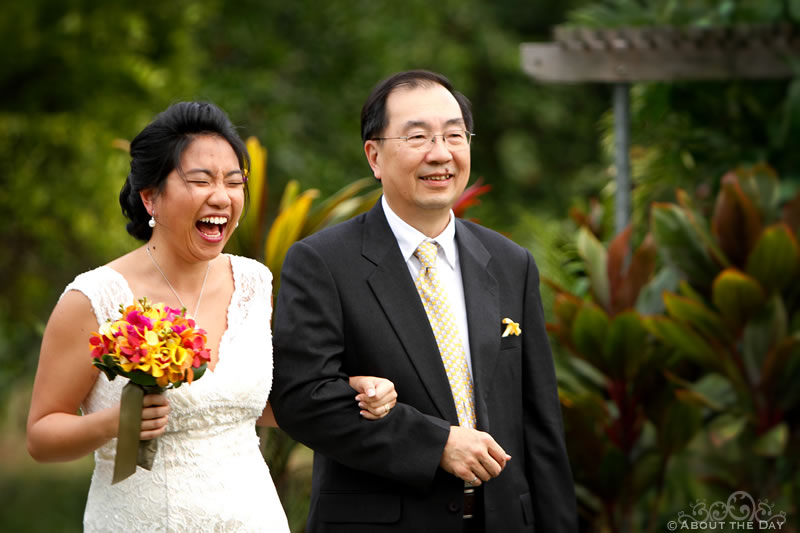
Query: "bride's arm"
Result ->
[[257, 403, 278, 427], [26, 291, 169, 462]]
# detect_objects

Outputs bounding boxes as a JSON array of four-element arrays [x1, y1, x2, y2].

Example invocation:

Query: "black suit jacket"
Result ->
[[271, 201, 577, 532]]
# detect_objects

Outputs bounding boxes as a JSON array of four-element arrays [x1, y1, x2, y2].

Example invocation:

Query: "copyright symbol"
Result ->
[[667, 521, 677, 531]]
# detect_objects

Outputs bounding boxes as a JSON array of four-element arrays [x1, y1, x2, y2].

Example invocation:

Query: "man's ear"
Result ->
[[364, 141, 381, 182]]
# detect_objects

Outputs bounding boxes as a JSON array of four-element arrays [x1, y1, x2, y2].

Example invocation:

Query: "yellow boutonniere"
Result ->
[[502, 318, 521, 337]]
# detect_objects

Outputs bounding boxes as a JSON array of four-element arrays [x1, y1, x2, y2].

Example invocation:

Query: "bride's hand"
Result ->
[[140, 393, 170, 440], [348, 376, 397, 420]]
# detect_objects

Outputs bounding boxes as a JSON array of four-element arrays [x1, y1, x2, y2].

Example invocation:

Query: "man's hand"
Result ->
[[439, 426, 511, 486]]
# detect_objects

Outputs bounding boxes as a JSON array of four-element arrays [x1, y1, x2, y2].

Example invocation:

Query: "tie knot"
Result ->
[[414, 241, 439, 269]]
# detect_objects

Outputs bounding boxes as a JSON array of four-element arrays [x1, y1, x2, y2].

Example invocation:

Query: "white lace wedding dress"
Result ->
[[64, 254, 290, 533]]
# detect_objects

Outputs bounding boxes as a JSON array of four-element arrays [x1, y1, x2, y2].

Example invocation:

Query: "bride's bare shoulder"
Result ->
[[105, 247, 145, 273]]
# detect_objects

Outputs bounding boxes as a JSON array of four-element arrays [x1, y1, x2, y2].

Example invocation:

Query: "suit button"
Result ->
[[447, 501, 460, 513]]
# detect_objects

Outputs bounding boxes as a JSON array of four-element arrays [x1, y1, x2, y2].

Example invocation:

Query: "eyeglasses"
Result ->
[[372, 129, 474, 151]]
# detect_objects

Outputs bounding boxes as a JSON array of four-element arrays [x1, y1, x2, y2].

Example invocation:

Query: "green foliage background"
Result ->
[[3, 0, 800, 531], [0, 0, 606, 394]]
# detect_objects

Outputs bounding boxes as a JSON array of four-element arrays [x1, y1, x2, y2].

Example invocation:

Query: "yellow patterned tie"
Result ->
[[414, 241, 476, 428]]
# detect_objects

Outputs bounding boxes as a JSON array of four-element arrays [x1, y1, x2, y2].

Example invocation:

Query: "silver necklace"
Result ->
[[145, 246, 210, 319]]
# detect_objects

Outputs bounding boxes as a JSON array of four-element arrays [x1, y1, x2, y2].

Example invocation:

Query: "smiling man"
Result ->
[[271, 70, 577, 533]]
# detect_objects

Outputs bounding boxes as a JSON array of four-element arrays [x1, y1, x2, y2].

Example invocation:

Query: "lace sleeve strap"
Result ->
[[61, 266, 134, 327], [227, 254, 274, 323], [228, 254, 273, 297]]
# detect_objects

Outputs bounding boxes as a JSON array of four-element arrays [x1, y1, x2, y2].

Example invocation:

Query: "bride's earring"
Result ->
[[148, 214, 156, 228]]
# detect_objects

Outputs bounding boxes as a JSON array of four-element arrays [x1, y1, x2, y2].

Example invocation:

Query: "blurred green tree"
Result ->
[[0, 0, 217, 393], [2, 0, 609, 399], [196, 0, 608, 224]]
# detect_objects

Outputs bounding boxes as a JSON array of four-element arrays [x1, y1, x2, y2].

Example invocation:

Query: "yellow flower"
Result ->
[[99, 321, 114, 338], [144, 330, 159, 346], [502, 318, 521, 337]]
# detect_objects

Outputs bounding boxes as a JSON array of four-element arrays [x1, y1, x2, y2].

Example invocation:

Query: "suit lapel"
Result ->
[[455, 220, 500, 432], [362, 203, 460, 423]]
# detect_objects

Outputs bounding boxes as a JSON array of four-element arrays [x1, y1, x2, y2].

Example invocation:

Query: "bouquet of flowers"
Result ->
[[89, 297, 211, 483]]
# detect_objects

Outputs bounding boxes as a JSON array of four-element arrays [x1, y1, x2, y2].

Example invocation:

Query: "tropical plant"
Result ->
[[231, 137, 382, 293], [453, 177, 492, 221], [643, 164, 800, 519], [547, 222, 702, 532]]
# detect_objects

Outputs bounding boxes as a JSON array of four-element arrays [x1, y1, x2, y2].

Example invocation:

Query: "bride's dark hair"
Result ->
[[119, 101, 250, 241]]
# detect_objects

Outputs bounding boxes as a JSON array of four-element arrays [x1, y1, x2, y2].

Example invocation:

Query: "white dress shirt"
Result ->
[[381, 196, 474, 378]]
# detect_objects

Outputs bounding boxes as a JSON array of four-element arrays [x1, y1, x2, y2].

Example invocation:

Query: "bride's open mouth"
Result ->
[[196, 216, 228, 241]]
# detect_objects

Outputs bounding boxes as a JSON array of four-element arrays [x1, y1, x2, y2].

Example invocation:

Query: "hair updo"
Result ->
[[119, 101, 250, 241]]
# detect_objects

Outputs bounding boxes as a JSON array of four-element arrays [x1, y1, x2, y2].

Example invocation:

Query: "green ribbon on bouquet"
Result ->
[[112, 382, 164, 485]]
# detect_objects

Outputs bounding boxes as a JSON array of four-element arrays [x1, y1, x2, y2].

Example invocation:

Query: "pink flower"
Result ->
[[123, 330, 146, 353], [192, 349, 211, 368], [89, 334, 112, 359], [164, 307, 183, 321], [184, 335, 204, 351], [126, 310, 153, 330]]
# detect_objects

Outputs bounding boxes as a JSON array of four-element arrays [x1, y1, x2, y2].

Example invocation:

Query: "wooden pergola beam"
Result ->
[[520, 24, 800, 235], [520, 42, 800, 83], [521, 25, 800, 83]]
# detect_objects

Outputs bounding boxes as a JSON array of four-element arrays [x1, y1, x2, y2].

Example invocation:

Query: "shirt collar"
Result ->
[[381, 195, 457, 270]]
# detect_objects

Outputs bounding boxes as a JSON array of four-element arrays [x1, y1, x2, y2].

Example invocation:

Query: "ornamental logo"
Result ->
[[667, 491, 787, 530]]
